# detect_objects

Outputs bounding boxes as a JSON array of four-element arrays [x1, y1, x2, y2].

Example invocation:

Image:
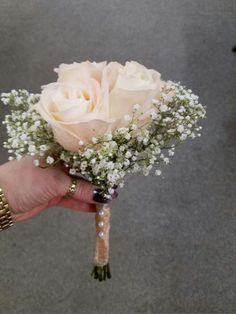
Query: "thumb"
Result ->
[[58, 174, 118, 204]]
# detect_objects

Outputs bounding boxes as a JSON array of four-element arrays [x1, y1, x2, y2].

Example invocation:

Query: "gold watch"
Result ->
[[0, 187, 13, 231]]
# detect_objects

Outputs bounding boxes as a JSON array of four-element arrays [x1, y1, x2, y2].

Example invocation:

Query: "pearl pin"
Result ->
[[98, 221, 105, 228], [98, 210, 105, 216], [98, 231, 105, 238]]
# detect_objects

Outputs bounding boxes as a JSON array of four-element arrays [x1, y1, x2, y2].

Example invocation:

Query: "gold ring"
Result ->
[[65, 178, 78, 198]]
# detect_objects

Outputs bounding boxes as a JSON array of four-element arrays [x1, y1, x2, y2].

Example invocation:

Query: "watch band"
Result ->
[[0, 187, 13, 231]]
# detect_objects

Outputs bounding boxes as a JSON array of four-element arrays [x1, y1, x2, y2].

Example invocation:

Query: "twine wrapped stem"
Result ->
[[91, 203, 111, 281]]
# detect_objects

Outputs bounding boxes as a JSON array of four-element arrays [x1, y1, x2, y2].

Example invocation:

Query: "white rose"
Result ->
[[102, 61, 165, 123], [35, 61, 166, 151], [35, 61, 117, 151], [55, 60, 107, 83]]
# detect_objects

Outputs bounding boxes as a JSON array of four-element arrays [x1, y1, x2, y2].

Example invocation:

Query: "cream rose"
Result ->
[[102, 61, 165, 122], [35, 60, 165, 151], [35, 61, 119, 151], [55, 61, 107, 83]]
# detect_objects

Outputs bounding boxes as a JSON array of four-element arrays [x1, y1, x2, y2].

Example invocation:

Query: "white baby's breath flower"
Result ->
[[80, 161, 88, 171], [132, 163, 141, 173], [34, 121, 41, 127], [107, 172, 119, 184], [104, 133, 112, 141], [168, 150, 175, 157], [2, 98, 8, 105], [124, 114, 132, 122], [155, 169, 162, 176], [29, 145, 36, 153], [118, 127, 129, 134], [92, 137, 98, 144], [177, 125, 185, 133], [109, 141, 117, 149], [81, 161, 88, 167], [133, 103, 140, 110], [162, 91, 174, 102], [150, 111, 158, 119], [20, 134, 28, 141], [180, 133, 187, 141], [125, 133, 131, 140], [69, 168, 77, 175], [131, 124, 137, 130], [152, 99, 159, 105], [164, 157, 169, 164], [107, 162, 115, 170], [40, 145, 47, 151], [163, 117, 171, 123], [90, 158, 96, 164], [124, 159, 130, 167], [34, 159, 40, 166], [125, 151, 132, 159], [30, 125, 37, 132], [108, 188, 115, 195], [46, 156, 54, 164], [143, 168, 149, 176], [84, 149, 93, 158], [178, 107, 185, 113], [119, 145, 126, 152], [160, 104, 168, 112]]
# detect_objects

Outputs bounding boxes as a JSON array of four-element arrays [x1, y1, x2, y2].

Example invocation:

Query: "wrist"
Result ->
[[0, 164, 14, 230], [0, 162, 15, 215]]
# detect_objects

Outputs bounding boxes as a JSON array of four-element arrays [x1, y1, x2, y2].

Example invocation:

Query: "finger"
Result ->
[[57, 198, 96, 213], [11, 205, 46, 222], [59, 175, 118, 205], [11, 197, 96, 223]]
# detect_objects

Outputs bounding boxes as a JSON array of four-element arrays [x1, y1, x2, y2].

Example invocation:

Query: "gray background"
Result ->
[[0, 0, 235, 313]]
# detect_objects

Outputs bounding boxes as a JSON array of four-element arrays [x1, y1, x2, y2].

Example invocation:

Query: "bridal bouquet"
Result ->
[[1, 61, 206, 281]]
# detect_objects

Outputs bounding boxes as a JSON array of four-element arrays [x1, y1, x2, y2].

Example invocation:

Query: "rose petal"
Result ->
[[52, 118, 119, 151], [109, 88, 160, 118], [55, 61, 106, 83]]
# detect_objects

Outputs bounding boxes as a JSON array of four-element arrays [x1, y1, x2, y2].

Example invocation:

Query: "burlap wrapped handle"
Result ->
[[91, 203, 111, 281]]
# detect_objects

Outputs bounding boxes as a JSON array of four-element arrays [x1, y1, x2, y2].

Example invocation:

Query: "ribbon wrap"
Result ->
[[94, 203, 111, 267]]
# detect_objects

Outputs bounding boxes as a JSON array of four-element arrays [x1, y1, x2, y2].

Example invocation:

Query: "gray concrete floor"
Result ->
[[0, 0, 236, 313]]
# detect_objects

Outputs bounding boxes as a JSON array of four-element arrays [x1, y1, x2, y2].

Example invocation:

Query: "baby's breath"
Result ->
[[1, 82, 206, 196]]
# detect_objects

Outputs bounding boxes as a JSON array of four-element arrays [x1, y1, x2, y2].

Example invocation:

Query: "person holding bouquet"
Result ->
[[1, 60, 205, 280], [0, 155, 118, 224]]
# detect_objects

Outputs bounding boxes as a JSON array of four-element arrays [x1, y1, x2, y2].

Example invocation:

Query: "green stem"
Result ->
[[91, 263, 111, 281]]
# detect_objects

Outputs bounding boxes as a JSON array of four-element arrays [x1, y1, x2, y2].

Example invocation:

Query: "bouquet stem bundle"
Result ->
[[91, 203, 111, 281]]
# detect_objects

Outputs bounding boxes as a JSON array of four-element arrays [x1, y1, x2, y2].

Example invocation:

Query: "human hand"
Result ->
[[0, 156, 117, 222]]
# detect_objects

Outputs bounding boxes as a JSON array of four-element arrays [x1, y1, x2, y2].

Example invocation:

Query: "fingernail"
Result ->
[[93, 188, 112, 203]]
